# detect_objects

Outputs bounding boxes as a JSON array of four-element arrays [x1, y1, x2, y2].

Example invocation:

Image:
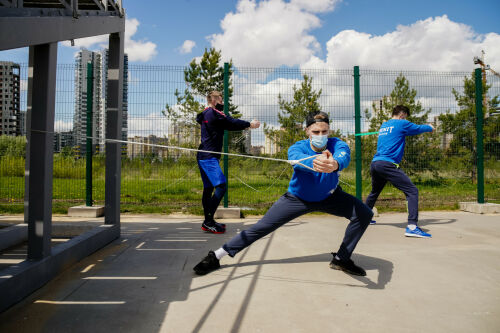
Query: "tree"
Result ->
[[364, 74, 440, 177], [264, 75, 341, 157], [163, 48, 246, 151], [438, 72, 500, 182]]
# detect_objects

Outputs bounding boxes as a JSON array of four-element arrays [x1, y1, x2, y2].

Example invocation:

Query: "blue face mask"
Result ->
[[311, 134, 328, 148]]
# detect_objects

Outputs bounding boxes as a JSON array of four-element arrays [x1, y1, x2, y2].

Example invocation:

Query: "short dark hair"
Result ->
[[306, 111, 329, 127], [392, 105, 410, 117]]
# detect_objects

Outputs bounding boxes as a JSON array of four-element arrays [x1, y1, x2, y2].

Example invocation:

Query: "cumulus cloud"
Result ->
[[302, 15, 500, 71], [178, 40, 196, 54], [61, 18, 157, 62], [289, 0, 340, 13], [128, 113, 170, 138], [54, 120, 73, 132], [209, 0, 337, 67]]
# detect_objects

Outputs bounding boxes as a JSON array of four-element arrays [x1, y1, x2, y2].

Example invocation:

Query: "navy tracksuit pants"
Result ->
[[222, 187, 373, 261], [365, 160, 419, 225]]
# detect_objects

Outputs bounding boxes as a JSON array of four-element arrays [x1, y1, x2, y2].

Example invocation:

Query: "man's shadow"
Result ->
[[222, 252, 393, 290], [374, 217, 457, 232]]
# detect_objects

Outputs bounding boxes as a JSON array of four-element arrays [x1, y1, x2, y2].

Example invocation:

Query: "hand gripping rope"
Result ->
[[31, 130, 356, 188]]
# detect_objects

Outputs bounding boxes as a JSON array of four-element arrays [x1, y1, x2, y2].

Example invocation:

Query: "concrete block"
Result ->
[[68, 205, 105, 218], [214, 207, 241, 219], [459, 202, 500, 214]]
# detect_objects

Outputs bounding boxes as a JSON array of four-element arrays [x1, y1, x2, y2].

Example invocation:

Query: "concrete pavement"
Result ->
[[0, 211, 498, 333]]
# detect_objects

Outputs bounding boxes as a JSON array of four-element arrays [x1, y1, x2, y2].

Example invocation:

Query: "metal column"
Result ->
[[24, 47, 34, 223], [354, 66, 362, 200], [223, 62, 229, 208], [27, 42, 58, 260], [105, 32, 124, 226], [474, 68, 484, 203], [86, 62, 93, 207]]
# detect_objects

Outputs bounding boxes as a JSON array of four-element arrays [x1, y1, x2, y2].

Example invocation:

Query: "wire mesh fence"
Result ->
[[0, 62, 498, 214]]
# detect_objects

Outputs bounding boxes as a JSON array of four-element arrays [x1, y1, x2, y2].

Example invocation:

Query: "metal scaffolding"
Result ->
[[0, 0, 125, 312]]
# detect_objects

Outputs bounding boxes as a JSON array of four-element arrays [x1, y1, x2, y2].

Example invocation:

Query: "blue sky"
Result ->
[[1, 0, 499, 69]]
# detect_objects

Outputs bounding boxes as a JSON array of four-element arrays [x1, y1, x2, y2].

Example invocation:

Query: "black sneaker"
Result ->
[[201, 221, 225, 234], [329, 252, 366, 276], [193, 251, 220, 275], [214, 220, 226, 229]]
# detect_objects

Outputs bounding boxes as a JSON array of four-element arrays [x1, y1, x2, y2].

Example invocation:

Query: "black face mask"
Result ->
[[215, 103, 224, 111]]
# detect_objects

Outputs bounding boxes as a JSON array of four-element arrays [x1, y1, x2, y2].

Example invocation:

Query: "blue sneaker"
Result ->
[[405, 226, 431, 238], [370, 220, 376, 225]]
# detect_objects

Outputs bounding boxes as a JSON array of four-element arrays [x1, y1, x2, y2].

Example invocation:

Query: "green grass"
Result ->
[[1, 156, 499, 215]]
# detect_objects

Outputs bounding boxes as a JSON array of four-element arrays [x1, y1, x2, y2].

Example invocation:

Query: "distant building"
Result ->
[[18, 110, 27, 136], [53, 131, 74, 153], [263, 131, 282, 155], [73, 49, 128, 156], [127, 135, 168, 159], [167, 122, 199, 146], [0, 61, 21, 136]]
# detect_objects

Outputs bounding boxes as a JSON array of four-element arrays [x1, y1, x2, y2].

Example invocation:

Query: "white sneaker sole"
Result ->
[[405, 233, 431, 238]]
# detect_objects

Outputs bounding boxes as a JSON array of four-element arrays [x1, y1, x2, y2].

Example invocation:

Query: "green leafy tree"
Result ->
[[163, 48, 246, 151], [264, 75, 341, 158], [364, 74, 440, 177], [438, 72, 500, 182]]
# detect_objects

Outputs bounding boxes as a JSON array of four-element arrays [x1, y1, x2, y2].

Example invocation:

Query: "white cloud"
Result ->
[[178, 40, 196, 54], [61, 18, 157, 62], [209, 0, 336, 67], [128, 113, 170, 138], [55, 120, 73, 132], [19, 79, 27, 91], [289, 0, 340, 13], [303, 15, 500, 71]]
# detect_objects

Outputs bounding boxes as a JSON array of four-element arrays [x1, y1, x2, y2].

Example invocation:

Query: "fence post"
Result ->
[[223, 62, 229, 208], [86, 62, 93, 207], [474, 68, 484, 203], [354, 66, 362, 200]]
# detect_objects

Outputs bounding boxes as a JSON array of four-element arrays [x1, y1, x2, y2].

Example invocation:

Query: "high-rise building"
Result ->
[[73, 49, 103, 155], [0, 61, 21, 136], [53, 131, 74, 153], [18, 110, 27, 136], [73, 49, 128, 156]]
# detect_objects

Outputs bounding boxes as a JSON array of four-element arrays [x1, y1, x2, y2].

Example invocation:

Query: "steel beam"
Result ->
[[105, 32, 123, 227], [0, 15, 124, 51], [24, 47, 33, 223], [27, 42, 57, 260]]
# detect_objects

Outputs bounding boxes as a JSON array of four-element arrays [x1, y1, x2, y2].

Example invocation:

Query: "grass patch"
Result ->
[[1, 156, 499, 215]]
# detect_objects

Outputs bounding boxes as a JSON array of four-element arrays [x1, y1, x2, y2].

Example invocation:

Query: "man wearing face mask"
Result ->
[[196, 91, 260, 234], [193, 111, 373, 276]]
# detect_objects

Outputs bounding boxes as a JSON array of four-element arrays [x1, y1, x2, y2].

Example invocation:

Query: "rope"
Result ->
[[355, 131, 379, 136], [31, 129, 318, 171]]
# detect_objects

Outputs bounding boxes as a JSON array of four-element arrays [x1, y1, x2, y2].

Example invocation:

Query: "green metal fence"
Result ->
[[0, 63, 498, 214]]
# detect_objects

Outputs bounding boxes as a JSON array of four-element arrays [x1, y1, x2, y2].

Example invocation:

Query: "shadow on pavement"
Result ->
[[221, 252, 393, 290], [0, 218, 393, 333], [373, 217, 457, 232]]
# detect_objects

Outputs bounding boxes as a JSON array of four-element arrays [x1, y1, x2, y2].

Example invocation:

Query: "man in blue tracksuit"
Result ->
[[365, 105, 434, 238], [196, 91, 260, 234], [194, 111, 373, 276]]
